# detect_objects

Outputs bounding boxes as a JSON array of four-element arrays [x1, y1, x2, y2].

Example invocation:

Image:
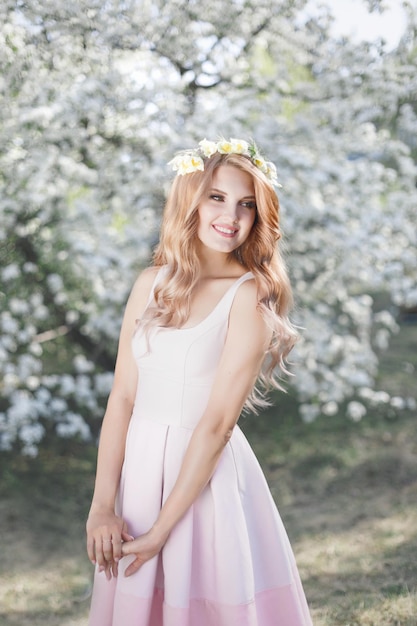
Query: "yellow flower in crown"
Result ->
[[216, 139, 234, 154], [199, 139, 218, 157], [252, 153, 268, 173], [265, 161, 281, 187], [217, 138, 250, 155], [169, 137, 282, 186], [169, 152, 204, 176], [229, 138, 250, 154]]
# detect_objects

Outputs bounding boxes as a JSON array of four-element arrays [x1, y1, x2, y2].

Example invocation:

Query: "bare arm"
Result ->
[[86, 266, 158, 577], [122, 279, 272, 575]]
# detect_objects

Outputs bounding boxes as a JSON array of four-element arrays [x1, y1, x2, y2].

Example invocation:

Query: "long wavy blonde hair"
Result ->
[[144, 151, 298, 410]]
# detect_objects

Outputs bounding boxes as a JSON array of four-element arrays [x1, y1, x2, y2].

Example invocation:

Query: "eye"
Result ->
[[209, 194, 224, 202], [240, 200, 257, 210]]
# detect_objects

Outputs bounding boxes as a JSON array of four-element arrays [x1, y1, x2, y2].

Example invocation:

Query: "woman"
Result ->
[[86, 138, 313, 625]]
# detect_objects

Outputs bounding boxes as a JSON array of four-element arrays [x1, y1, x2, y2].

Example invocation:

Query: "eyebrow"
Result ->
[[210, 187, 256, 199]]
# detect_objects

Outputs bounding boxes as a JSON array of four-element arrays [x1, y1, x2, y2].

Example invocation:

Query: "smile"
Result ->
[[212, 225, 238, 236]]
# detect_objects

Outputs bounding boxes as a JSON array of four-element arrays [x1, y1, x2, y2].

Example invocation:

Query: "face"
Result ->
[[196, 165, 256, 255]]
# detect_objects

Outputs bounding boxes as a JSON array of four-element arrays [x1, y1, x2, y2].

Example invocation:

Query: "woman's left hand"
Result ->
[[121, 527, 167, 577]]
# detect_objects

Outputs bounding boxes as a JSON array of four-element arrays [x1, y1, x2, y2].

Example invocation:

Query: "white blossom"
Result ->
[[299, 403, 321, 423], [2, 264, 20, 281], [46, 274, 64, 294], [0, 0, 415, 453], [95, 372, 114, 396], [346, 401, 367, 422], [73, 355, 94, 374], [56, 412, 91, 440]]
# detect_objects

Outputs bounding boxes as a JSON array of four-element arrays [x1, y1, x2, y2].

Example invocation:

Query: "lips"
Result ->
[[212, 224, 239, 236]]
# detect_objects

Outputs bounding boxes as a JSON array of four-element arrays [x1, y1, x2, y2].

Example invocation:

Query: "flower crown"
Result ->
[[168, 138, 281, 187]]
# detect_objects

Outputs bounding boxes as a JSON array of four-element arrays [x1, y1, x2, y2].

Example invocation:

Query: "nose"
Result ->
[[221, 199, 239, 221]]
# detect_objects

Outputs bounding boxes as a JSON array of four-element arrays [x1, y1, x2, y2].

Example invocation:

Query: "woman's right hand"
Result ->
[[86, 506, 133, 580]]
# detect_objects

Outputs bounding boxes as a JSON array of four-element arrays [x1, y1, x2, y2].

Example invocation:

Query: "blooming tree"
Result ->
[[0, 0, 416, 454]]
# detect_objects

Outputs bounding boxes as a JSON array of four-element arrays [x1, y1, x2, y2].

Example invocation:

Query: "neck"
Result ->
[[197, 247, 242, 279]]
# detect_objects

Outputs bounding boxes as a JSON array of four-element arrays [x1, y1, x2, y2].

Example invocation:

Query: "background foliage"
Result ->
[[1, 0, 416, 454]]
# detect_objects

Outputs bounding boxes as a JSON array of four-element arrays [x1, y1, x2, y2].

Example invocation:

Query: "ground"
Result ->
[[1, 321, 416, 625]]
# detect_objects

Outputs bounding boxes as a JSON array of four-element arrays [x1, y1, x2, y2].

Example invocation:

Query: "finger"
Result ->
[[95, 540, 107, 571], [111, 559, 119, 578], [111, 535, 123, 562], [86, 536, 96, 564], [104, 560, 113, 581], [121, 530, 135, 543], [121, 539, 138, 556], [125, 557, 144, 577], [102, 538, 113, 562]]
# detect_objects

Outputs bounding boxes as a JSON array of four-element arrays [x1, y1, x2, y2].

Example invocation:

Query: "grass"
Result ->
[[0, 321, 416, 625]]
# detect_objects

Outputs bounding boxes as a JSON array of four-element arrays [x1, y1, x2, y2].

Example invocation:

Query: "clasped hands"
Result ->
[[86, 510, 165, 580]]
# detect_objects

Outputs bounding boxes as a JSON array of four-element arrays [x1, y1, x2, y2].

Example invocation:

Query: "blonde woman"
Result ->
[[86, 139, 313, 625]]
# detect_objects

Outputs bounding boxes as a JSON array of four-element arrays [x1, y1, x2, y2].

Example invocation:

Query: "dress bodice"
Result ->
[[131, 270, 254, 430]]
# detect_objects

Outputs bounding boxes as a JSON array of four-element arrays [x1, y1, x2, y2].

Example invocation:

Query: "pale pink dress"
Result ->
[[89, 270, 313, 626]]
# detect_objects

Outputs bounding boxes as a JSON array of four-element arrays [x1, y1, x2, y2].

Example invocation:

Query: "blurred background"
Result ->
[[1, 0, 416, 624]]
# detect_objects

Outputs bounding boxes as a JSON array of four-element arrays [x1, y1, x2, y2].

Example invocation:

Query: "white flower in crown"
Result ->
[[229, 138, 250, 154], [169, 152, 204, 176], [252, 153, 268, 173], [265, 161, 282, 188], [217, 138, 249, 155], [216, 139, 234, 154], [199, 139, 218, 157], [169, 138, 282, 186]]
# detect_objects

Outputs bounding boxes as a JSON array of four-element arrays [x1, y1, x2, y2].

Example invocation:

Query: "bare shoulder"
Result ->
[[231, 276, 259, 315], [134, 265, 160, 290], [229, 277, 272, 348], [127, 265, 160, 312]]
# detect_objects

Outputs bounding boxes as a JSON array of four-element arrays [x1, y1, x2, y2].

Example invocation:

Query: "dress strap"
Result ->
[[232, 271, 254, 289], [212, 271, 255, 323], [223, 271, 254, 302]]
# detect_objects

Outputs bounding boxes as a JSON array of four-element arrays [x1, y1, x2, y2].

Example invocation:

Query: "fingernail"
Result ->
[[99, 566, 104, 572]]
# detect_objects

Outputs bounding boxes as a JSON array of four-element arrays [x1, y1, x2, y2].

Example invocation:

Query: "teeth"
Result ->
[[214, 225, 236, 234]]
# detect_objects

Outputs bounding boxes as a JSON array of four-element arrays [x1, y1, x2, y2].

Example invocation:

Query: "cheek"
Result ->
[[245, 212, 256, 232], [196, 205, 210, 226], [242, 213, 257, 242]]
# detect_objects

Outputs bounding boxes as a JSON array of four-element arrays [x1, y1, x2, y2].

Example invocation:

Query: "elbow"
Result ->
[[222, 428, 233, 445], [106, 386, 135, 417], [200, 420, 234, 452], [197, 407, 239, 452]]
